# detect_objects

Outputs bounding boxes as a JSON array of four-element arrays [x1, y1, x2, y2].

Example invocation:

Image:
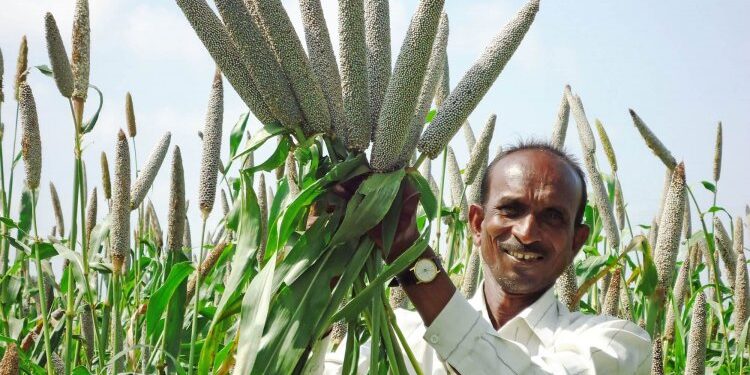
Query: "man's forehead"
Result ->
[[488, 149, 582, 200]]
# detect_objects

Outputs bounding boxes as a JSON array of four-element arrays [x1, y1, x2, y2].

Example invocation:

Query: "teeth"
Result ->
[[506, 250, 540, 261]]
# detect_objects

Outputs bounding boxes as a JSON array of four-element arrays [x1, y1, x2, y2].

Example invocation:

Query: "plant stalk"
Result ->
[[31, 189, 55, 375], [187, 218, 208, 375]]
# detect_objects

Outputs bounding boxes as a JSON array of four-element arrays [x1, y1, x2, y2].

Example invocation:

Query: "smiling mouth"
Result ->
[[503, 248, 543, 262]]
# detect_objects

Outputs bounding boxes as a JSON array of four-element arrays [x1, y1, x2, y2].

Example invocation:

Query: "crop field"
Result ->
[[0, 0, 747, 374]]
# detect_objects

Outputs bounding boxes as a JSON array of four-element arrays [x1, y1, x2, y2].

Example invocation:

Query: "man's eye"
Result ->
[[498, 206, 520, 217], [544, 210, 565, 224]]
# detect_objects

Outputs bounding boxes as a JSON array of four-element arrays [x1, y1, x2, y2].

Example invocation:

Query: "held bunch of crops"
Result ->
[[0, 1, 748, 375]]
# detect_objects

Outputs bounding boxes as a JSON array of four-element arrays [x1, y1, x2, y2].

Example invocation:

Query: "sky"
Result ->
[[0, 0, 748, 259]]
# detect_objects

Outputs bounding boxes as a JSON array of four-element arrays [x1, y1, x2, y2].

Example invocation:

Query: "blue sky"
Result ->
[[1, 0, 748, 254]]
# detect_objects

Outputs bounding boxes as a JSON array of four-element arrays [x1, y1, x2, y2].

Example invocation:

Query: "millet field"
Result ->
[[0, 0, 747, 374]]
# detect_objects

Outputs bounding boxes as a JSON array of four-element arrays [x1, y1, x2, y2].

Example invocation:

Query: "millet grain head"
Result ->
[[125, 92, 137, 138], [364, 0, 391, 140], [49, 182, 65, 236], [166, 147, 186, 253], [130, 132, 171, 209], [370, 0, 445, 170], [582, 152, 620, 249], [85, 187, 97, 243], [110, 129, 131, 273], [417, 0, 539, 159], [215, 0, 303, 128], [628, 109, 677, 170], [19, 83, 42, 190], [614, 179, 626, 231], [713, 121, 722, 182], [651, 334, 663, 375], [446, 147, 468, 221], [714, 216, 736, 289], [601, 268, 621, 317], [0, 343, 19, 375], [174, 0, 275, 123], [653, 163, 686, 303], [14, 36, 28, 101], [198, 69, 224, 219], [339, 0, 372, 151], [299, 0, 347, 141], [463, 113, 496, 186], [100, 151, 111, 200], [395, 13, 450, 168], [594, 119, 617, 172], [44, 13, 74, 98], [434, 54, 449, 107], [71, 0, 90, 101], [247, 0, 331, 135], [555, 264, 578, 312], [550, 90, 570, 150], [684, 291, 707, 375], [734, 251, 749, 342]]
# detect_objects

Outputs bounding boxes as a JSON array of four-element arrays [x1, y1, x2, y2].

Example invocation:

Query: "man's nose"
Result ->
[[512, 213, 540, 245]]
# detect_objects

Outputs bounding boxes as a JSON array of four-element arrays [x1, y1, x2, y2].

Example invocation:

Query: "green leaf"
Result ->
[[88, 214, 110, 261], [636, 245, 658, 297], [243, 136, 291, 174], [146, 261, 193, 339], [330, 170, 405, 246], [52, 244, 87, 292], [198, 171, 260, 375], [407, 171, 437, 221], [81, 85, 104, 134], [234, 251, 277, 374], [424, 108, 437, 123], [0, 217, 18, 229], [330, 229, 430, 323], [35, 65, 53, 76], [229, 113, 250, 159], [17, 187, 33, 241], [252, 235, 370, 373], [232, 122, 287, 161], [576, 254, 612, 282], [701, 180, 716, 193], [163, 252, 189, 371]]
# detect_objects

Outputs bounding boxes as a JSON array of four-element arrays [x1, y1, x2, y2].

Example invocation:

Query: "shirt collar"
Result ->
[[469, 280, 563, 347]]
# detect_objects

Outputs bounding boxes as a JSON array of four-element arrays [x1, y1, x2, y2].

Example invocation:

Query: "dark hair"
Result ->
[[479, 139, 588, 225]]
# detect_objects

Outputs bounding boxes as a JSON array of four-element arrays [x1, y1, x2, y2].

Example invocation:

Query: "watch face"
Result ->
[[414, 258, 438, 282]]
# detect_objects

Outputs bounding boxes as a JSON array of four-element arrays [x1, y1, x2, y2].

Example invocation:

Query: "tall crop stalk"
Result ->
[[188, 68, 223, 375]]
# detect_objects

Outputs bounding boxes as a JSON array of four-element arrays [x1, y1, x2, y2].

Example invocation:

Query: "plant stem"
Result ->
[[187, 218, 208, 375], [687, 185, 732, 372], [434, 148, 448, 256], [1, 103, 21, 277], [112, 266, 124, 373], [412, 153, 427, 170], [31, 189, 55, 375]]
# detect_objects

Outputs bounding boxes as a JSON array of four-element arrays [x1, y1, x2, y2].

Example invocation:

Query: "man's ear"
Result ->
[[468, 203, 484, 247], [572, 223, 590, 257]]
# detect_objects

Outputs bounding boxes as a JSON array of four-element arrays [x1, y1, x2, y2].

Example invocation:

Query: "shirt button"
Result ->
[[429, 335, 439, 344]]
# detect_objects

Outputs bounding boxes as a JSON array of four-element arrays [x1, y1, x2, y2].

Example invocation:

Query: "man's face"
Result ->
[[468, 149, 590, 295]]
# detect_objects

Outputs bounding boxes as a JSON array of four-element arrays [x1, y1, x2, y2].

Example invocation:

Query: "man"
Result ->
[[321, 140, 651, 374]]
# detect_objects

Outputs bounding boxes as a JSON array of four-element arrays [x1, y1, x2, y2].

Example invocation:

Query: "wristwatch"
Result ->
[[394, 253, 442, 287]]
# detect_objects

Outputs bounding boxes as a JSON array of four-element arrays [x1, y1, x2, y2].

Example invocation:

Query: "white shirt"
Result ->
[[319, 281, 652, 374]]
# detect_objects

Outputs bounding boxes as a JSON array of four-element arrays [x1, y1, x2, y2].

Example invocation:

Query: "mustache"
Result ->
[[497, 236, 548, 256]]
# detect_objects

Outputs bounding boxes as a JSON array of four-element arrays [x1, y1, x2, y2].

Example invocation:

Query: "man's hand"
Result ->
[[307, 176, 422, 265]]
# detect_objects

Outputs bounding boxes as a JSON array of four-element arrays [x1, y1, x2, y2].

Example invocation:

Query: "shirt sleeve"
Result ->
[[423, 291, 652, 375]]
